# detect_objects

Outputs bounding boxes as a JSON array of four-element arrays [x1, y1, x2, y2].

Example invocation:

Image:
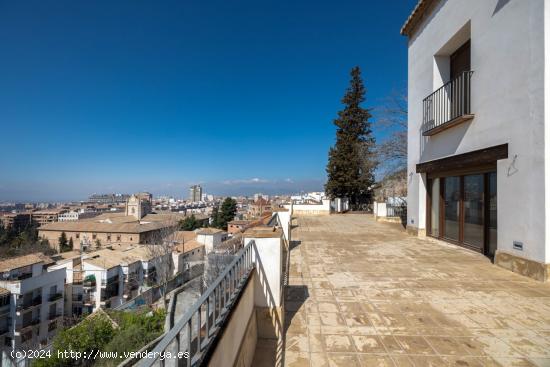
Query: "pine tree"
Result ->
[[180, 214, 199, 231], [58, 232, 68, 252], [218, 198, 237, 230], [325, 66, 377, 207], [210, 206, 220, 228], [68, 237, 74, 251]]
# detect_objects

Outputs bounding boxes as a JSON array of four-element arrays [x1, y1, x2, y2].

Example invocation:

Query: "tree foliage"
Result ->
[[32, 309, 165, 367], [59, 232, 69, 252], [210, 206, 220, 228], [0, 221, 54, 257], [179, 214, 200, 231], [325, 66, 377, 207], [376, 90, 407, 177], [217, 197, 237, 230]]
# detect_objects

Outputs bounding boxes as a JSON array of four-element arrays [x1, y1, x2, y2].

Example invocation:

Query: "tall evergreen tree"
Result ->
[[218, 197, 237, 230], [325, 66, 377, 207], [210, 206, 220, 228], [58, 232, 68, 252]]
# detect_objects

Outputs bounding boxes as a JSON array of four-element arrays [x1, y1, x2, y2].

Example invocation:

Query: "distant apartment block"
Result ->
[[87, 193, 130, 204], [57, 211, 100, 222], [0, 213, 32, 230], [247, 198, 272, 218], [0, 254, 65, 353], [189, 185, 202, 203], [31, 210, 67, 226], [402, 0, 550, 280]]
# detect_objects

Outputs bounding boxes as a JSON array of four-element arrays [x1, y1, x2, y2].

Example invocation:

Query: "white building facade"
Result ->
[[403, 0, 550, 280], [0, 255, 65, 355]]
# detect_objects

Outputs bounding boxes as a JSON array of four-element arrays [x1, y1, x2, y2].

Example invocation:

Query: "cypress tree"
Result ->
[[325, 66, 377, 207], [58, 232, 68, 251]]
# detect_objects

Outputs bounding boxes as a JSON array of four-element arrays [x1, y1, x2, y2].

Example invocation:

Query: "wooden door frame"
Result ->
[[426, 170, 495, 255]]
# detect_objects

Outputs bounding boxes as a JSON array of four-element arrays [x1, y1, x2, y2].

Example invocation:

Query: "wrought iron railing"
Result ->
[[135, 241, 255, 367], [386, 204, 407, 218], [422, 71, 473, 134]]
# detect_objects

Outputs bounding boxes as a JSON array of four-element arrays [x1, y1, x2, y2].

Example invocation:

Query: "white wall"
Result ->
[[243, 237, 282, 309], [283, 199, 331, 216], [197, 233, 226, 254], [407, 0, 548, 262], [207, 278, 256, 367]]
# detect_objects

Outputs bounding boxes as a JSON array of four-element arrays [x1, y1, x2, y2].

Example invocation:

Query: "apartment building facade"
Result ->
[[0, 254, 65, 354], [403, 0, 550, 280]]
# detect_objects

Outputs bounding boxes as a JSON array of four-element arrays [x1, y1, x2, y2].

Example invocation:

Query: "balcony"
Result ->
[[48, 312, 62, 321], [82, 294, 96, 306], [48, 292, 63, 303], [422, 71, 474, 136], [17, 317, 40, 332], [82, 275, 96, 288], [72, 294, 83, 303], [99, 299, 111, 308], [130, 222, 284, 367], [16, 295, 42, 313]]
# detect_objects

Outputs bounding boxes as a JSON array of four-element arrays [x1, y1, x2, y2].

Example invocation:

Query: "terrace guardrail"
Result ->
[[422, 71, 474, 136], [135, 241, 255, 367]]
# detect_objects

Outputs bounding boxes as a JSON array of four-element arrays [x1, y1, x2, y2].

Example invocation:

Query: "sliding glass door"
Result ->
[[487, 172, 498, 258], [427, 171, 497, 257], [430, 178, 440, 237], [443, 176, 460, 242], [463, 174, 484, 248]]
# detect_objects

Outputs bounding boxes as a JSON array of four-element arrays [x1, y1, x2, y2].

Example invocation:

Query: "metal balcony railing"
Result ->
[[48, 312, 62, 321], [135, 241, 255, 367], [49, 292, 63, 302], [422, 71, 474, 136], [16, 296, 42, 312]]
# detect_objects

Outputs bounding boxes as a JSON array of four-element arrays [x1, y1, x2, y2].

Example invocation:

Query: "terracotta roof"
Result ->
[[82, 245, 160, 269], [175, 240, 204, 254], [0, 253, 47, 272], [39, 215, 176, 234], [243, 227, 282, 239], [252, 198, 271, 206], [174, 231, 197, 244], [197, 228, 224, 235], [400, 0, 439, 37], [228, 220, 252, 226], [270, 208, 289, 212]]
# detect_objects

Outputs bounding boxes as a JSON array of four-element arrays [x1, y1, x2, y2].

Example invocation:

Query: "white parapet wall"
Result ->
[[284, 199, 331, 216], [209, 228, 284, 367], [374, 202, 387, 218]]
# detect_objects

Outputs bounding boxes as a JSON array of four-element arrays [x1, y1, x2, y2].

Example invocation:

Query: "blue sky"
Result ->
[[0, 0, 415, 201]]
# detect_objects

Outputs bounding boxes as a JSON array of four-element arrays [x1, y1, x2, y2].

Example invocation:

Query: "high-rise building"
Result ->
[[189, 185, 202, 202]]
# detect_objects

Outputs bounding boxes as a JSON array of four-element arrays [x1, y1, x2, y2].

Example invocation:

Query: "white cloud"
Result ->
[[222, 178, 270, 185]]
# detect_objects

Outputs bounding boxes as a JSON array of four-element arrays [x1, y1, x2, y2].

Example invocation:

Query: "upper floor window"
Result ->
[[450, 40, 470, 81]]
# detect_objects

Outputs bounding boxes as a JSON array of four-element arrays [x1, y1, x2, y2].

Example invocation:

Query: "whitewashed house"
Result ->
[[0, 254, 65, 353], [403, 0, 550, 280]]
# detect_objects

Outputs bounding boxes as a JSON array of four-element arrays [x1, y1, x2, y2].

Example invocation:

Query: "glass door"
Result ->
[[463, 174, 484, 250], [487, 172, 498, 258], [429, 178, 440, 237], [430, 171, 497, 258], [443, 176, 460, 241]]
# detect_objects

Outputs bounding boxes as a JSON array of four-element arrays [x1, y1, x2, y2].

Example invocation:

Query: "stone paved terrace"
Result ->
[[280, 214, 550, 367]]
